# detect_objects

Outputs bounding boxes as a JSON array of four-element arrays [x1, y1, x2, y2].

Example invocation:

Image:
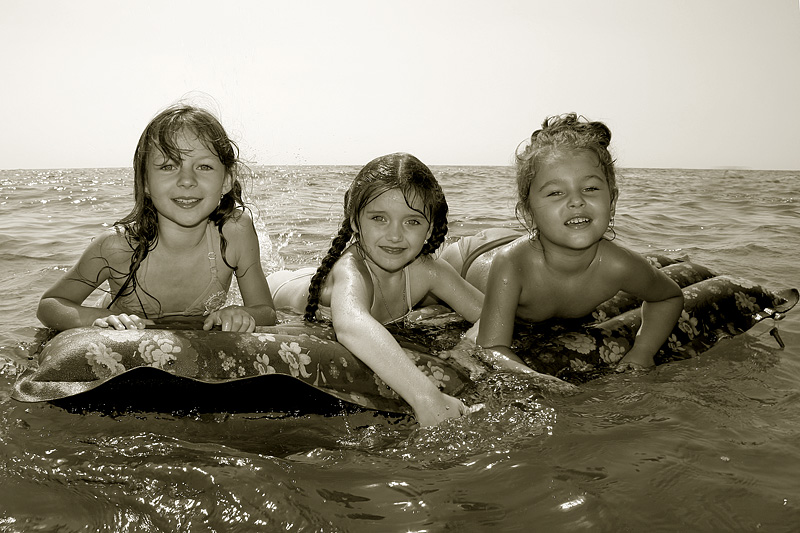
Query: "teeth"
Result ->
[[566, 217, 590, 225]]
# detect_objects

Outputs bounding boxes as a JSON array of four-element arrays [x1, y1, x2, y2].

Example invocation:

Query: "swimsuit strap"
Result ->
[[403, 264, 412, 313], [205, 223, 218, 277], [364, 261, 411, 323], [460, 234, 520, 277]]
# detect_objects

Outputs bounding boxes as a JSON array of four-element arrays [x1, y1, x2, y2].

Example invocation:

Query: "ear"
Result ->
[[527, 210, 538, 233], [350, 216, 358, 235], [222, 173, 234, 196], [609, 196, 617, 219]]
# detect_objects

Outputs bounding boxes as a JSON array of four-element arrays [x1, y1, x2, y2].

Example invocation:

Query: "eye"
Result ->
[[371, 215, 386, 222], [545, 190, 563, 197], [405, 218, 422, 226], [159, 163, 177, 171], [197, 164, 213, 170]]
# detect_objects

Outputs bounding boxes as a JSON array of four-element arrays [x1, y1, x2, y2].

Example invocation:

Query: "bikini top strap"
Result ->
[[403, 265, 412, 313], [205, 222, 218, 277], [363, 261, 411, 316]]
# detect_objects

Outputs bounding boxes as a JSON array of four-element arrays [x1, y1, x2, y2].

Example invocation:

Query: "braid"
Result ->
[[304, 219, 354, 322], [420, 201, 448, 256]]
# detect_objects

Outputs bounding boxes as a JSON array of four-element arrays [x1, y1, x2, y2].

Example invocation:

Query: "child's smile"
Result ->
[[528, 149, 614, 250], [565, 215, 592, 228], [145, 131, 231, 230], [172, 197, 204, 208], [355, 188, 432, 272]]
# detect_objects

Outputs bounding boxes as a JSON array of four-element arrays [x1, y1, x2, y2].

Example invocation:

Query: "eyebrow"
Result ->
[[362, 207, 428, 220]]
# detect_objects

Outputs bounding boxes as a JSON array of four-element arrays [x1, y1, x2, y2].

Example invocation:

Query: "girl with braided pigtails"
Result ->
[[268, 153, 483, 426]]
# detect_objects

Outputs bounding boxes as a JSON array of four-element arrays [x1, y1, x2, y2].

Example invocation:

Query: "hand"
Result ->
[[615, 350, 655, 373], [92, 313, 146, 330], [203, 306, 256, 332], [479, 347, 532, 373], [414, 392, 477, 427]]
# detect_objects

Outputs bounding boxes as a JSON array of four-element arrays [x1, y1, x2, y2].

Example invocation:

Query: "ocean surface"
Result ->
[[0, 165, 798, 532]]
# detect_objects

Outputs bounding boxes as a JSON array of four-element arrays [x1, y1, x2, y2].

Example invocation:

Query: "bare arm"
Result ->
[[616, 251, 684, 368], [37, 233, 146, 330], [475, 250, 528, 367], [426, 258, 483, 322], [329, 257, 466, 426], [204, 212, 276, 331]]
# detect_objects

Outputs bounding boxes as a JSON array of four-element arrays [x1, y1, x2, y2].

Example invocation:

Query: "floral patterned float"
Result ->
[[13, 321, 462, 415], [12, 255, 796, 415]]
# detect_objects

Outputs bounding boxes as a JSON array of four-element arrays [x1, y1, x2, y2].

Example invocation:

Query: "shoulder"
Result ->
[[218, 210, 259, 260], [405, 254, 451, 288], [408, 253, 438, 274], [69, 228, 134, 273], [220, 209, 256, 238], [493, 237, 538, 270], [329, 247, 372, 287], [88, 227, 133, 255], [599, 240, 655, 276], [325, 249, 375, 305]]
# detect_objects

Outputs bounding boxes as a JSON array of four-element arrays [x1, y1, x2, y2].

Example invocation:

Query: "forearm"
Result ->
[[239, 304, 277, 326], [476, 317, 523, 366], [335, 324, 442, 410], [37, 297, 110, 330], [624, 294, 684, 366]]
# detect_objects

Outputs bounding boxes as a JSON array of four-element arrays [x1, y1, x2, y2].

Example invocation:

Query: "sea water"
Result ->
[[0, 166, 798, 532]]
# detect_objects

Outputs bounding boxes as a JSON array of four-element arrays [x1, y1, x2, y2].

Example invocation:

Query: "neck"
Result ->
[[538, 239, 602, 275], [354, 243, 408, 278], [156, 220, 209, 251]]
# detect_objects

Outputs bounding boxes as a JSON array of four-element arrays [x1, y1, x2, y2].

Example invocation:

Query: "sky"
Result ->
[[1, 0, 799, 170]]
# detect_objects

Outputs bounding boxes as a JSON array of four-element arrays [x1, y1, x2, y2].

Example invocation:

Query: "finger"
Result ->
[[105, 315, 124, 330], [92, 318, 110, 328], [224, 318, 239, 332], [117, 314, 138, 330], [230, 315, 246, 332], [467, 403, 485, 414], [232, 315, 254, 333], [129, 314, 146, 329], [203, 313, 220, 331]]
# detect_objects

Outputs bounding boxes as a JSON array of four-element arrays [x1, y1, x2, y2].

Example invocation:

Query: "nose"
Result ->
[[386, 221, 403, 242], [567, 189, 585, 208], [177, 165, 197, 187]]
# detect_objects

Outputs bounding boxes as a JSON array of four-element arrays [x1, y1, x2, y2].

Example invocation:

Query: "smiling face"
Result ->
[[353, 188, 433, 273], [527, 149, 616, 252], [144, 129, 232, 230]]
